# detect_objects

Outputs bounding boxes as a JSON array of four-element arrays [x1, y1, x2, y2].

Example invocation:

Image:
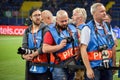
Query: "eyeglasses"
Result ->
[[32, 14, 41, 17]]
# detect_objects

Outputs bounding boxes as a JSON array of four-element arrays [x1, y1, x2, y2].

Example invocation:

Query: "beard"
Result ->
[[57, 23, 68, 30], [33, 19, 41, 26]]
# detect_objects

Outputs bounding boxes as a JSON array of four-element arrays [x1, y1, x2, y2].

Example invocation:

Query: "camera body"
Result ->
[[98, 44, 110, 68], [98, 44, 108, 52], [64, 37, 74, 43]]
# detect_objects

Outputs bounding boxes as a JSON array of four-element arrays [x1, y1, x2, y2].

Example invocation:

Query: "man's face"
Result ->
[[30, 10, 42, 25], [94, 5, 106, 21], [72, 12, 80, 25], [103, 15, 111, 23], [56, 16, 69, 30]]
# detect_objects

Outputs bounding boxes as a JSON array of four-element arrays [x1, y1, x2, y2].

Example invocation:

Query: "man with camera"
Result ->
[[17, 8, 52, 80], [72, 7, 87, 80], [42, 10, 80, 80], [80, 3, 116, 80]]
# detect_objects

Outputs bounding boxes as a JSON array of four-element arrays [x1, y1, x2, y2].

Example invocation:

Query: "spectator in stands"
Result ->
[[72, 7, 87, 80], [20, 8, 52, 80], [42, 10, 80, 80], [80, 3, 116, 80]]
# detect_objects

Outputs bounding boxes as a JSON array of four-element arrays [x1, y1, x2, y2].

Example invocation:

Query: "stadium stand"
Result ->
[[110, 0, 120, 27], [20, 1, 42, 17], [0, 0, 120, 27]]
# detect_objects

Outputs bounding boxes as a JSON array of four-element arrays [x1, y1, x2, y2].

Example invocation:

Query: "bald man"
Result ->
[[41, 10, 54, 25], [42, 10, 80, 80]]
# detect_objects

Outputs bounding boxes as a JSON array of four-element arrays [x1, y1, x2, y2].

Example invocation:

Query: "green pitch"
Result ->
[[0, 36, 119, 80], [0, 36, 25, 80]]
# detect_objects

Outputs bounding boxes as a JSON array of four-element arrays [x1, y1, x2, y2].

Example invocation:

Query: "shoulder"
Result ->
[[68, 24, 76, 32], [78, 24, 88, 30], [44, 31, 53, 41], [24, 25, 32, 34], [68, 23, 76, 28], [86, 20, 94, 28], [82, 26, 90, 34]]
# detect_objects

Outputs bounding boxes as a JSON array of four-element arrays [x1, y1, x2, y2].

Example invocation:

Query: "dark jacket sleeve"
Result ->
[[22, 28, 29, 48], [37, 25, 49, 54]]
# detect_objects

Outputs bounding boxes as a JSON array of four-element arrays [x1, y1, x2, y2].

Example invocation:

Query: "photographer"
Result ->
[[80, 3, 116, 80], [72, 7, 87, 80], [42, 10, 80, 80], [18, 8, 52, 80]]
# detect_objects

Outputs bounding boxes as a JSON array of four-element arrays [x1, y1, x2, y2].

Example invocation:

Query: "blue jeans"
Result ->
[[85, 69, 113, 80], [52, 68, 74, 80]]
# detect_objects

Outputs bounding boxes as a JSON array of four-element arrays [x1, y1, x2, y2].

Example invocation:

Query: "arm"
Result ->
[[20, 28, 33, 61], [112, 45, 116, 67], [81, 44, 94, 79], [111, 30, 117, 74], [22, 28, 29, 48], [111, 29, 117, 67], [42, 31, 67, 53], [28, 26, 49, 58], [80, 26, 94, 79], [81, 44, 92, 70]]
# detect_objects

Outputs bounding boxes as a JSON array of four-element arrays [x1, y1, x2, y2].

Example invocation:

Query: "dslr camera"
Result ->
[[64, 37, 74, 43], [98, 44, 108, 52], [17, 47, 35, 55]]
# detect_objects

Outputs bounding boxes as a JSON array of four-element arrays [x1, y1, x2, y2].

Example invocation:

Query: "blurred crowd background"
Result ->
[[0, 0, 119, 28]]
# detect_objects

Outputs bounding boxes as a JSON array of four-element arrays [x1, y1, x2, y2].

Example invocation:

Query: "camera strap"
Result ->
[[93, 21, 112, 68], [68, 28, 75, 55], [93, 21, 108, 49]]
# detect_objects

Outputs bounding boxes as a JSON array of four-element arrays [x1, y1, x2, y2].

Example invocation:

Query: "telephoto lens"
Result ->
[[17, 47, 33, 55]]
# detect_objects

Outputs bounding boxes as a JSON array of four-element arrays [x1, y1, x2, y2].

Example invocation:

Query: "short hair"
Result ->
[[42, 10, 53, 18], [90, 3, 104, 15], [73, 8, 87, 22], [106, 14, 112, 20], [29, 8, 41, 16], [56, 10, 68, 19]]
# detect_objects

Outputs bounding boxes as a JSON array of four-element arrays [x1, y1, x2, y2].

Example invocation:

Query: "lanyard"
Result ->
[[32, 27, 38, 48], [94, 22, 108, 47]]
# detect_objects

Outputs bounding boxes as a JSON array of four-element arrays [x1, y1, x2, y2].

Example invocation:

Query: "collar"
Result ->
[[94, 20, 104, 29]]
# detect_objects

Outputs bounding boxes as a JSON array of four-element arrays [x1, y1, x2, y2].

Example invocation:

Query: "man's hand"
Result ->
[[59, 39, 67, 48], [86, 68, 95, 80], [29, 51, 39, 59], [112, 63, 117, 75], [22, 54, 33, 61]]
